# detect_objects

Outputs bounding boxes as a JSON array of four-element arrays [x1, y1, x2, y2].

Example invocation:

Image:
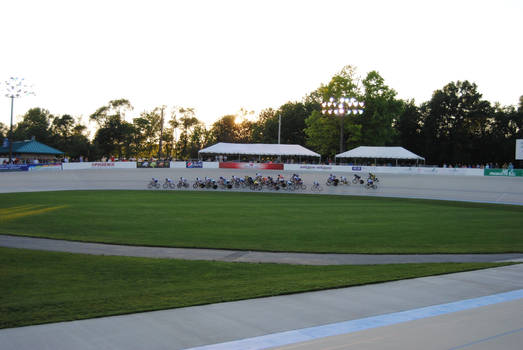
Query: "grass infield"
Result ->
[[1, 190, 522, 253], [0, 247, 514, 329]]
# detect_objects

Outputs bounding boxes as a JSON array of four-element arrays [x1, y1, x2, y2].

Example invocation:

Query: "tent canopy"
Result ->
[[335, 146, 424, 160], [199, 143, 320, 157]]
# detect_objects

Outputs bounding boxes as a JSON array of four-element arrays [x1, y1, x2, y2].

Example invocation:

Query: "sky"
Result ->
[[1, 0, 522, 134]]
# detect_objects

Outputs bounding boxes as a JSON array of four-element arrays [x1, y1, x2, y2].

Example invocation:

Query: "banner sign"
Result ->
[[186, 161, 203, 168], [516, 139, 523, 160], [91, 162, 115, 167], [137, 161, 170, 168], [219, 162, 284, 170], [484, 168, 523, 177], [298, 165, 332, 170], [28, 163, 62, 171], [0, 164, 29, 172]]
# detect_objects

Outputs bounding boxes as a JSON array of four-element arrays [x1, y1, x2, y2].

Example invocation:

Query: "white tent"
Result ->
[[199, 143, 320, 158], [335, 146, 424, 165]]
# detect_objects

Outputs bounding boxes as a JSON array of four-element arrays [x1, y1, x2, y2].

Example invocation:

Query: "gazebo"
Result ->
[[0, 139, 64, 163], [335, 146, 425, 166]]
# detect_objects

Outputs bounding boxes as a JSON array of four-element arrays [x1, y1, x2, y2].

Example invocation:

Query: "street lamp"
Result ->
[[321, 97, 364, 153], [4, 77, 35, 164]]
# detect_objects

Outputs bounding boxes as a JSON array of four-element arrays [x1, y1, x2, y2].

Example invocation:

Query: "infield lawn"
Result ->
[[1, 190, 522, 253], [0, 247, 513, 328]]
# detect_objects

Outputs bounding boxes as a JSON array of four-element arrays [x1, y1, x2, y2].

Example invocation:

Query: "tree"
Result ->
[[395, 100, 424, 156], [13, 108, 53, 144], [209, 115, 238, 143], [277, 101, 317, 145], [90, 99, 135, 159], [173, 107, 201, 159], [304, 65, 363, 158], [0, 122, 8, 140], [420, 81, 493, 165], [360, 71, 402, 146], [251, 108, 278, 143]]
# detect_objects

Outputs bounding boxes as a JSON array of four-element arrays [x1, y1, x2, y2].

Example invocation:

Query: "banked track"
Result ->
[[1, 168, 523, 264]]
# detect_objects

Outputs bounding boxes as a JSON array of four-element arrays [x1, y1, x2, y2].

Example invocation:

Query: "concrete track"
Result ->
[[1, 168, 522, 350], [2, 235, 522, 265], [1, 168, 523, 205]]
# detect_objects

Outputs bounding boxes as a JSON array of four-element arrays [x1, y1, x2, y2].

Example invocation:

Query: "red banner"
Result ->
[[219, 162, 284, 170]]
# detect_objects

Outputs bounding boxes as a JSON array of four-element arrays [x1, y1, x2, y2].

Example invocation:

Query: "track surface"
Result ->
[[1, 168, 522, 350], [1, 168, 523, 205]]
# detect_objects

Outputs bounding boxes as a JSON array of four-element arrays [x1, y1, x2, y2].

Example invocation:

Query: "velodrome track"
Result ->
[[2, 168, 523, 265], [1, 167, 523, 205], [1, 168, 523, 350]]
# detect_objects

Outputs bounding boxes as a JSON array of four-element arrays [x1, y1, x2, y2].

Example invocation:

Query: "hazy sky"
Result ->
[[1, 0, 522, 133]]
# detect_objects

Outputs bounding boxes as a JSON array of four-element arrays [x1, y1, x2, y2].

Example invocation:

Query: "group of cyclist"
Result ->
[[326, 173, 379, 189], [148, 172, 380, 191]]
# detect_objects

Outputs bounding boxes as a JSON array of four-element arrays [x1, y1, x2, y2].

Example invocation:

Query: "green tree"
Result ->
[[420, 81, 493, 165], [251, 108, 278, 143], [0, 122, 8, 140], [395, 100, 424, 156], [304, 65, 363, 158], [360, 71, 402, 146], [277, 101, 317, 145], [173, 107, 200, 159], [209, 115, 238, 144], [13, 108, 53, 144], [90, 99, 135, 159]]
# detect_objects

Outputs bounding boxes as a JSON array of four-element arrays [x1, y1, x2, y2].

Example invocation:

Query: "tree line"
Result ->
[[2, 65, 521, 165]]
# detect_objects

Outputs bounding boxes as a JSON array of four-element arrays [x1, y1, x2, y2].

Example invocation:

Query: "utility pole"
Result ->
[[278, 114, 281, 144], [158, 106, 164, 159]]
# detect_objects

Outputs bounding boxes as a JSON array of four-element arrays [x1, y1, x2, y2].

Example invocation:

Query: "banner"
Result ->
[[137, 161, 170, 168], [0, 164, 29, 172], [516, 139, 523, 160], [186, 161, 203, 168], [28, 163, 62, 171], [219, 162, 284, 170], [484, 168, 523, 177]]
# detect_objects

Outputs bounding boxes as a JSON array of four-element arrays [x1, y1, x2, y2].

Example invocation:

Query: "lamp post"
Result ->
[[4, 77, 35, 164], [321, 97, 364, 153]]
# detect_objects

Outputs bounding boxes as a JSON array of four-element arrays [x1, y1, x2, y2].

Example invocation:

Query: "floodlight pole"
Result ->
[[321, 97, 365, 154], [4, 77, 35, 164], [8, 96, 14, 164]]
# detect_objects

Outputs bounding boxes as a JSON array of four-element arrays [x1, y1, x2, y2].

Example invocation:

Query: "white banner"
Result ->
[[203, 161, 219, 169], [63, 162, 137, 170], [284, 164, 483, 176], [170, 161, 187, 168], [516, 139, 523, 160]]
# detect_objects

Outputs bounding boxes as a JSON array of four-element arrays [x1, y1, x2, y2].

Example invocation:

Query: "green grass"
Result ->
[[0, 247, 513, 329], [1, 190, 522, 253]]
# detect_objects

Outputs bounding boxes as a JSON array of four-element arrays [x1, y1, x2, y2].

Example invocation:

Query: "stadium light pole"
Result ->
[[4, 77, 35, 164], [321, 97, 364, 154]]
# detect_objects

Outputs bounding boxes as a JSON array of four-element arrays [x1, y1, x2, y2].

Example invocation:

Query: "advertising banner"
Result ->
[[186, 161, 203, 168], [219, 162, 284, 170], [484, 168, 523, 177], [28, 163, 62, 171], [0, 164, 29, 172], [516, 139, 523, 160], [137, 161, 170, 168]]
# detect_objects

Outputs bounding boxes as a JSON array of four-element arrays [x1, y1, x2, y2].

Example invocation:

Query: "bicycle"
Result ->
[[147, 179, 160, 189], [311, 182, 323, 192]]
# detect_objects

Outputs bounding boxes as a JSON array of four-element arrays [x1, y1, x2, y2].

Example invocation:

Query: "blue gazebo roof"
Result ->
[[0, 140, 63, 155]]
